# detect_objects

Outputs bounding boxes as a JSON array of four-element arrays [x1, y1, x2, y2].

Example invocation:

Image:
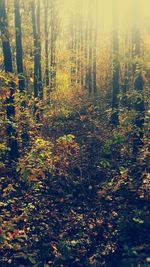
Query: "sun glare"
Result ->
[[60, 0, 150, 31]]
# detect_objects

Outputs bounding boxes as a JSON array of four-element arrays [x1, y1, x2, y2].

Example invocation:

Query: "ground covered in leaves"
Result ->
[[0, 166, 150, 267], [1, 96, 150, 267]]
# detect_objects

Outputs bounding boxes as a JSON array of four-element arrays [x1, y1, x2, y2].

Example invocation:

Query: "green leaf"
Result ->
[[132, 218, 144, 224], [28, 256, 36, 265]]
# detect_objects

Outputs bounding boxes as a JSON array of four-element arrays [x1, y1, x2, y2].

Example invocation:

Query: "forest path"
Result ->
[[0, 170, 150, 267]]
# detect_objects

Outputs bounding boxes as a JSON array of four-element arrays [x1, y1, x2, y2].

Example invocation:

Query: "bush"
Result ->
[[17, 134, 80, 184]]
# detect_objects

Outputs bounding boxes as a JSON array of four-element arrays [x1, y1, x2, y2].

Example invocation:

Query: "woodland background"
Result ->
[[0, 0, 150, 266]]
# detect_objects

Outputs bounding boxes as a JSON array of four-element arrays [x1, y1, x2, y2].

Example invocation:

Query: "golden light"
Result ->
[[60, 0, 150, 31]]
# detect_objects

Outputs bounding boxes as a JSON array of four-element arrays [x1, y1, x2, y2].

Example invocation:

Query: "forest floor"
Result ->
[[0, 160, 150, 267], [0, 104, 150, 267]]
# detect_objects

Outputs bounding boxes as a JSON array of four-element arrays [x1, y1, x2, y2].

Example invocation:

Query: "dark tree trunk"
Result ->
[[14, 0, 25, 92], [44, 0, 49, 92], [132, 0, 145, 156], [14, 0, 29, 145], [31, 0, 43, 99], [121, 31, 130, 108], [0, 1, 13, 73], [0, 0, 19, 160]]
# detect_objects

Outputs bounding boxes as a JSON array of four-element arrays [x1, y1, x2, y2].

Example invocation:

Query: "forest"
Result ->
[[0, 0, 150, 266]]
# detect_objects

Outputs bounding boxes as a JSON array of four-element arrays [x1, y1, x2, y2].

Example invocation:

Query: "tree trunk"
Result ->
[[87, 0, 93, 95], [132, 0, 141, 75], [93, 0, 98, 97], [111, 0, 119, 126], [80, 4, 84, 89], [31, 0, 38, 98], [50, 0, 56, 92], [44, 0, 49, 94], [84, 17, 89, 90], [14, 0, 25, 92], [121, 31, 130, 108], [37, 0, 43, 99], [14, 0, 29, 145], [132, 0, 145, 156], [70, 13, 76, 86], [0, 0, 19, 160]]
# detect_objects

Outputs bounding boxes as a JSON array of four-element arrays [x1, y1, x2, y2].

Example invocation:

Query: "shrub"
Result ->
[[17, 134, 80, 184]]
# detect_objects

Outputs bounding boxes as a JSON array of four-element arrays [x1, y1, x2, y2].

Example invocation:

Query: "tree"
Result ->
[[31, 0, 43, 99], [79, 3, 84, 89], [121, 30, 130, 108], [70, 12, 76, 86], [93, 0, 98, 97], [84, 15, 89, 90], [87, 0, 93, 95], [0, 0, 19, 160], [111, 0, 119, 126], [31, 0, 38, 98], [44, 0, 49, 92], [132, 0, 141, 75], [14, 0, 25, 92], [36, 0, 43, 99], [70, 5, 82, 86], [50, 0, 57, 92], [14, 0, 29, 145], [132, 0, 145, 155]]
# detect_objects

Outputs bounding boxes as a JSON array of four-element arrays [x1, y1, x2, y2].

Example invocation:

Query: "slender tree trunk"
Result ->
[[87, 0, 93, 95], [0, 0, 19, 160], [37, 0, 43, 99], [76, 16, 81, 85], [93, 0, 98, 97], [132, 0, 145, 156], [14, 0, 29, 145], [14, 0, 25, 92], [31, 0, 43, 99], [70, 13, 76, 86], [84, 17, 89, 90], [80, 4, 84, 89], [132, 0, 140, 76], [50, 0, 56, 92], [111, 0, 119, 126], [121, 32, 129, 108], [31, 0, 38, 98], [74, 20, 78, 84], [44, 0, 49, 94]]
